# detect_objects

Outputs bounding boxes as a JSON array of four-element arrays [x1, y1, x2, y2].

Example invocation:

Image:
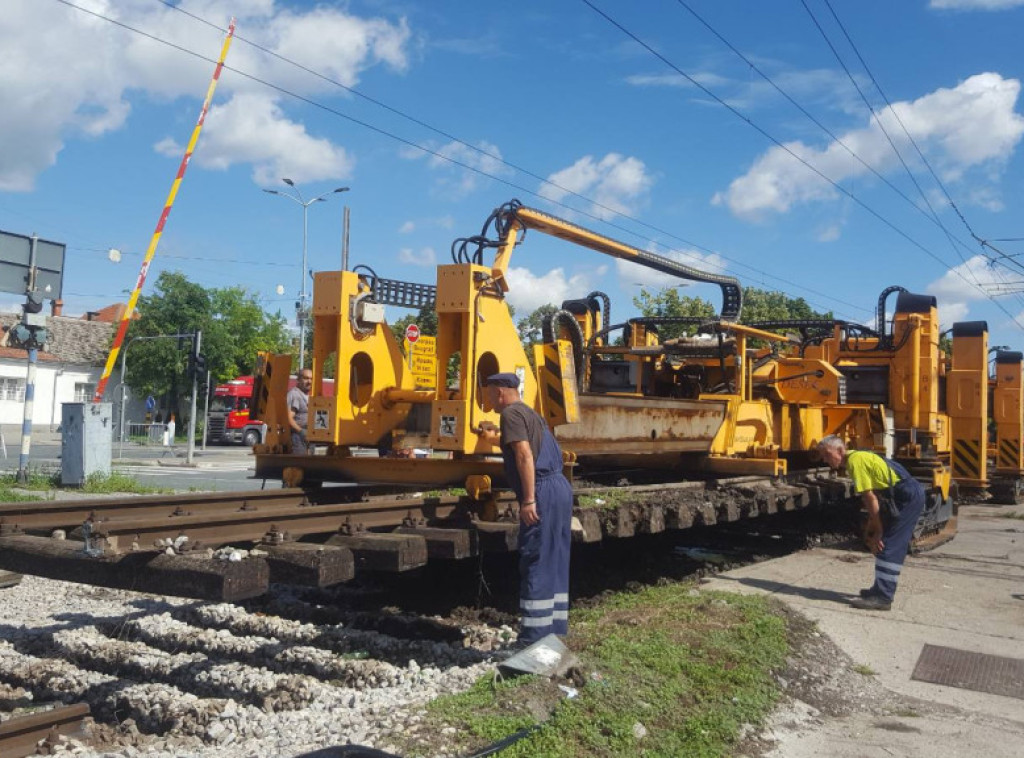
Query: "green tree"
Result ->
[[517, 304, 559, 351], [389, 304, 438, 344], [738, 287, 831, 324], [124, 271, 290, 419], [633, 285, 831, 336], [632, 288, 716, 341]]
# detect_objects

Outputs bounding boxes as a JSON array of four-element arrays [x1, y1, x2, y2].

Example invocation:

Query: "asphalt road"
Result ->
[[0, 438, 276, 492]]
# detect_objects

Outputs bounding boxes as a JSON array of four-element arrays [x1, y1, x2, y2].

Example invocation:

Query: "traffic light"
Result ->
[[5, 322, 46, 350], [23, 291, 43, 314]]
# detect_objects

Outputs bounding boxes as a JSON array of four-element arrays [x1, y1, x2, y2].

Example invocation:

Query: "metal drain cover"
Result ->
[[911, 644, 1024, 700]]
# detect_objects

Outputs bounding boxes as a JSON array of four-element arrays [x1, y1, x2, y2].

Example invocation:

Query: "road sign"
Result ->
[[145, 395, 156, 411], [405, 324, 420, 344], [0, 230, 66, 299], [405, 334, 436, 388]]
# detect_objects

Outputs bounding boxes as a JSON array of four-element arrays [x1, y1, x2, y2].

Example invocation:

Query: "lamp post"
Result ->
[[263, 180, 349, 368]]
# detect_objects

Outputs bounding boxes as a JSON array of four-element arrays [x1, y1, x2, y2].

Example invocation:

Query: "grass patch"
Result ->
[[423, 487, 468, 498], [0, 470, 165, 496], [80, 472, 163, 494], [576, 489, 632, 510], [0, 468, 59, 491], [853, 664, 876, 676], [0, 485, 45, 502], [409, 584, 788, 758]]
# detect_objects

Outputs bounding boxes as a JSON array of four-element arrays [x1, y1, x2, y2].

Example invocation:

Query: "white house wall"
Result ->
[[0, 359, 105, 428]]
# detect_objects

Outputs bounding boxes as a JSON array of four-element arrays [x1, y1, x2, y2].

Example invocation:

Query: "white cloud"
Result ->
[[940, 301, 970, 326], [402, 140, 511, 197], [627, 66, 863, 114], [714, 73, 1024, 220], [540, 154, 653, 220], [157, 94, 354, 184], [0, 0, 410, 190], [504, 266, 591, 314], [614, 248, 727, 290], [817, 225, 841, 243], [930, 0, 1024, 9], [398, 247, 436, 266], [925, 254, 1024, 325], [398, 221, 416, 234]]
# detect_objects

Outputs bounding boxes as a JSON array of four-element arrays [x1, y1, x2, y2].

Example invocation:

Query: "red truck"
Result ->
[[207, 375, 335, 446], [207, 376, 265, 446]]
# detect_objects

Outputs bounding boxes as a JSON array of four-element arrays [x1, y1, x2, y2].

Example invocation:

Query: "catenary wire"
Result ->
[[675, 0, 982, 272], [140, 0, 871, 317], [581, 0, 1024, 330], [50, 0, 977, 325], [814, 0, 1024, 312], [799, 0, 984, 289]]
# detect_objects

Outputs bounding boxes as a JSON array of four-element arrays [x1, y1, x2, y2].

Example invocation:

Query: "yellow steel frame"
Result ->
[[993, 352, 1024, 475], [947, 324, 989, 487]]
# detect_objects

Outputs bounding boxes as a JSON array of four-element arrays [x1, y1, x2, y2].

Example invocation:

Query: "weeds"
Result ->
[[0, 470, 165, 496], [576, 489, 631, 510], [81, 472, 163, 494], [411, 584, 788, 758]]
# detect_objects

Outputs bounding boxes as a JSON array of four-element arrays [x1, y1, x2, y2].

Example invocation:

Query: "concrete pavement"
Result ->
[[0, 422, 255, 470], [703, 503, 1024, 756]]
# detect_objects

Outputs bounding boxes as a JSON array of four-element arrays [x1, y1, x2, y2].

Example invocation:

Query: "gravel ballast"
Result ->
[[0, 574, 510, 757]]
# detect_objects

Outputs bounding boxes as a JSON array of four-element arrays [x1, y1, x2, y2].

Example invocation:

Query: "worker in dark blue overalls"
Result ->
[[481, 372, 573, 643], [817, 435, 926, 610]]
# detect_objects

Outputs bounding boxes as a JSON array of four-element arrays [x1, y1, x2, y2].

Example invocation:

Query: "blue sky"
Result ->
[[3, 0, 1024, 353]]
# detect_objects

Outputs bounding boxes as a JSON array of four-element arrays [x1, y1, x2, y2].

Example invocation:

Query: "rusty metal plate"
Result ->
[[911, 644, 1024, 700], [555, 394, 726, 454]]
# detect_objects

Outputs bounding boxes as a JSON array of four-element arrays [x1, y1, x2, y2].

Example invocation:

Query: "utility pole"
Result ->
[[15, 235, 46, 484], [342, 205, 351, 271], [201, 369, 210, 451], [263, 181, 348, 368], [186, 330, 202, 465]]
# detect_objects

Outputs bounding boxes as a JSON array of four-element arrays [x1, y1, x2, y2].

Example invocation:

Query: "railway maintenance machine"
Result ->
[[253, 199, 1024, 541]]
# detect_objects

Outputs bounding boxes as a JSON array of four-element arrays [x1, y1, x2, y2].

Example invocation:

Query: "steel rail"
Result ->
[[0, 473, 819, 544], [0, 487, 364, 533], [0, 703, 91, 758], [89, 496, 479, 552]]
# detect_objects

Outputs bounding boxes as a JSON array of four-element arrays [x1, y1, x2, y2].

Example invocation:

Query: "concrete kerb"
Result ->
[[701, 503, 1024, 756]]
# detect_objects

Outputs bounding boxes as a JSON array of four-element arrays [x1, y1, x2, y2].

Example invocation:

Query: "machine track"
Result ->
[[0, 468, 870, 601]]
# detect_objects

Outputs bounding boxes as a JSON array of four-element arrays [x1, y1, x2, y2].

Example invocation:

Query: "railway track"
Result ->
[[0, 498, 862, 757], [0, 470, 861, 601], [0, 573, 501, 757], [0, 703, 90, 758]]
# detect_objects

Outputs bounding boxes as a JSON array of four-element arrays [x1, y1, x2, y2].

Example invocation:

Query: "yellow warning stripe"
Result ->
[[953, 439, 981, 478], [998, 438, 1020, 469]]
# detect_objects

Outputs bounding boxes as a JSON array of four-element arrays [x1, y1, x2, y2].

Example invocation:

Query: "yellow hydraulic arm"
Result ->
[[476, 201, 743, 321]]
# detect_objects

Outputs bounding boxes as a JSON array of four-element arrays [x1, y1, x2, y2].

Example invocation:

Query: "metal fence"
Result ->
[[125, 422, 168, 445]]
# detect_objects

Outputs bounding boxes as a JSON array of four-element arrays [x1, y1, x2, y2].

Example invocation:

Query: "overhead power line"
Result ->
[[51, 0, 871, 321], [580, 0, 1024, 331], [811, 0, 1024, 314]]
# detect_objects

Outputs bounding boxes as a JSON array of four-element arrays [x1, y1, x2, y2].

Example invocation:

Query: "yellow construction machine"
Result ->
[[251, 200, 1002, 540]]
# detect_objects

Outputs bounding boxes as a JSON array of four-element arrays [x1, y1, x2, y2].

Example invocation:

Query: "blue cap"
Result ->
[[485, 372, 520, 389]]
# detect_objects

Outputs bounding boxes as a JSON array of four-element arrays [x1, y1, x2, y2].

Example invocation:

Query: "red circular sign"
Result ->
[[405, 324, 420, 343]]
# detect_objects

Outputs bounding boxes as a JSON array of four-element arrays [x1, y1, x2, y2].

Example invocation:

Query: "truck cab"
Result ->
[[208, 376, 265, 446]]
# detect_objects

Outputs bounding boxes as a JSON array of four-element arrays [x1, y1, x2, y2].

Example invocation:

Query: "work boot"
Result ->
[[850, 594, 892, 611], [859, 587, 881, 598]]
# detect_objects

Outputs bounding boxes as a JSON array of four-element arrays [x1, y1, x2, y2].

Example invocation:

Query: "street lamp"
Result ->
[[263, 180, 349, 368]]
